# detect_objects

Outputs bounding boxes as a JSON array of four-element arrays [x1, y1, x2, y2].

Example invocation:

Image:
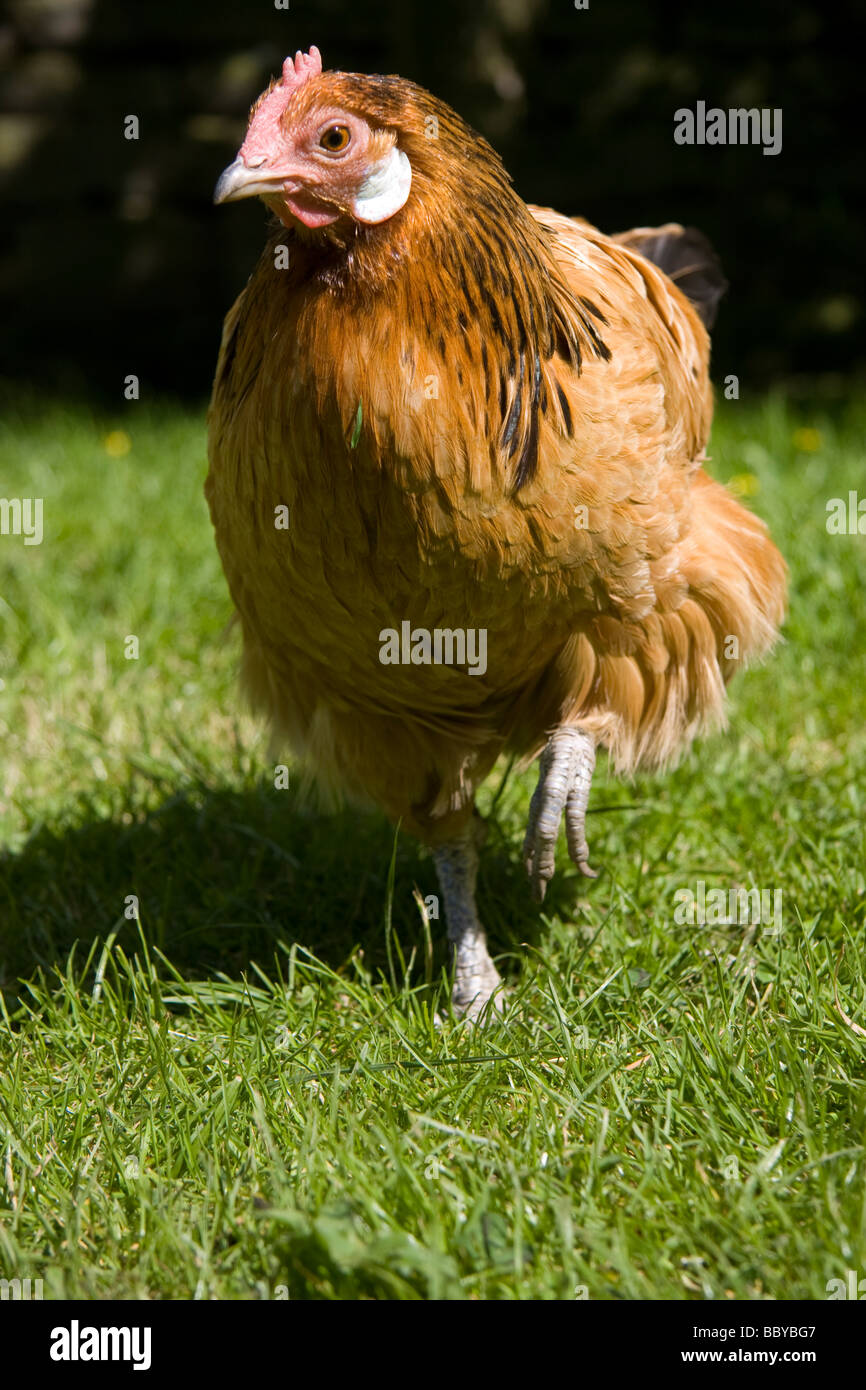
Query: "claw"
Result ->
[[523, 726, 597, 900]]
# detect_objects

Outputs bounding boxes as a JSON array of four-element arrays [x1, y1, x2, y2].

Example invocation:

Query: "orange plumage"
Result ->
[[206, 49, 787, 1019]]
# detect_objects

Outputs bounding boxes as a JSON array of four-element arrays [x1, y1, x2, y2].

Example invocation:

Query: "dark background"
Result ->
[[0, 0, 861, 401]]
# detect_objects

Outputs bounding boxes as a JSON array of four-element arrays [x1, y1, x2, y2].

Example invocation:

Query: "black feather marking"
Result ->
[[475, 191, 504, 219], [468, 243, 488, 286], [556, 381, 573, 435], [582, 315, 612, 361], [542, 307, 556, 358], [514, 411, 539, 493], [591, 314, 612, 358], [458, 265, 478, 318], [579, 296, 609, 326], [486, 225, 518, 295], [512, 306, 529, 357], [554, 321, 582, 372], [502, 352, 524, 456], [513, 352, 542, 491], [498, 371, 508, 420], [482, 287, 505, 340]]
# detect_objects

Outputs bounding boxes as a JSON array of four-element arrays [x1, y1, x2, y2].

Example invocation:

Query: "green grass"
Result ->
[[0, 389, 864, 1300]]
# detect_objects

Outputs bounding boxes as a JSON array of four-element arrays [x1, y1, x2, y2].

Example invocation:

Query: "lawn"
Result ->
[[0, 388, 864, 1300]]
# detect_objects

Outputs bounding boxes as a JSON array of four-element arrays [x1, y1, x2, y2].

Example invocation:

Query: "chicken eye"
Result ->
[[320, 124, 350, 152]]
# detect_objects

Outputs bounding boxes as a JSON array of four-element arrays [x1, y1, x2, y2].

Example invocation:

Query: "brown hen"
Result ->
[[206, 48, 787, 1020]]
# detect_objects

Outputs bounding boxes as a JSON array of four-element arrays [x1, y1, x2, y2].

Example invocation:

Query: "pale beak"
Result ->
[[213, 156, 300, 205]]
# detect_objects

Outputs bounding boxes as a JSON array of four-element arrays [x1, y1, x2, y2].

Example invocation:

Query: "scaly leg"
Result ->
[[433, 824, 503, 1022], [523, 726, 598, 902]]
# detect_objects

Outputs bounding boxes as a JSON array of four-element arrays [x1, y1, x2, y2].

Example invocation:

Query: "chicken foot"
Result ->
[[433, 823, 504, 1022], [523, 726, 598, 902]]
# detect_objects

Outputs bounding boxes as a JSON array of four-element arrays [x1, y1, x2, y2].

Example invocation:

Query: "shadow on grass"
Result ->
[[0, 780, 578, 1009]]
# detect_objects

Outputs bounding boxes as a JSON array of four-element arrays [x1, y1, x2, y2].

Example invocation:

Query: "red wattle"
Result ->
[[281, 191, 341, 228]]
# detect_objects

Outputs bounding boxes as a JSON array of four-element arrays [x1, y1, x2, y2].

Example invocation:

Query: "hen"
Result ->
[[206, 48, 787, 1020]]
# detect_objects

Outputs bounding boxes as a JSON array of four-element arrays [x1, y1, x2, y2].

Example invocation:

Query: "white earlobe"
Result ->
[[350, 147, 412, 224]]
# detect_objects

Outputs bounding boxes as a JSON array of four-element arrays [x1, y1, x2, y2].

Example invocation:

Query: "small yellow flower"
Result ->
[[103, 430, 131, 458], [727, 472, 760, 498], [792, 427, 821, 452]]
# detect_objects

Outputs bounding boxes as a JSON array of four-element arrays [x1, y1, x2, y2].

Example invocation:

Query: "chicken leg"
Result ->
[[433, 823, 503, 1022], [523, 726, 598, 901]]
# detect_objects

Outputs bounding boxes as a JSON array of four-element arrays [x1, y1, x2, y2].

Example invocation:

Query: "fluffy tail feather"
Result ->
[[559, 471, 787, 774]]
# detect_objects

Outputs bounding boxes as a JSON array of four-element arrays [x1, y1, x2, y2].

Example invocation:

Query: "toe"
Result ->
[[565, 795, 598, 878], [452, 959, 504, 1022], [527, 803, 562, 900]]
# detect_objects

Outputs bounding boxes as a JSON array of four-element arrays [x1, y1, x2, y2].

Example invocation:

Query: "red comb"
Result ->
[[281, 46, 322, 91], [240, 46, 324, 161]]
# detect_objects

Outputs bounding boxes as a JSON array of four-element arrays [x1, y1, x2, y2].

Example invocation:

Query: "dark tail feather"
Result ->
[[612, 223, 728, 330]]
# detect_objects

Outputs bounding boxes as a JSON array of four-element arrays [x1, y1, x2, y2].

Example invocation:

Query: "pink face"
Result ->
[[214, 47, 412, 229]]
